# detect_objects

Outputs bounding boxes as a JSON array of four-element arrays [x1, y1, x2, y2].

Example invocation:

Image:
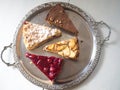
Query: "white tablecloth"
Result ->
[[0, 0, 120, 90]]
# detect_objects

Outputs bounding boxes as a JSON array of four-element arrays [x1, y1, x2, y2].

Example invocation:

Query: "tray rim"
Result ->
[[12, 2, 102, 90]]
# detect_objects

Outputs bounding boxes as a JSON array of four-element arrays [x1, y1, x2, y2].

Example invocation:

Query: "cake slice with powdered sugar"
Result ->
[[22, 21, 62, 50]]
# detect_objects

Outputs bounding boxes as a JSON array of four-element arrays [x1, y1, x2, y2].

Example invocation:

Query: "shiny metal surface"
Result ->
[[12, 2, 102, 89]]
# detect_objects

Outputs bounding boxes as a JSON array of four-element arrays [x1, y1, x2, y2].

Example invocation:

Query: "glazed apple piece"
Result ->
[[43, 37, 79, 60], [25, 52, 63, 82]]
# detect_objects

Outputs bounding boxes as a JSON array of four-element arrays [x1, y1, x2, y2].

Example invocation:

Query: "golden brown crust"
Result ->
[[43, 37, 79, 60], [22, 21, 62, 50]]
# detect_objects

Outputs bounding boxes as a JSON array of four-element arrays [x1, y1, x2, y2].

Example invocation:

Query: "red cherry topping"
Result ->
[[25, 52, 63, 81], [50, 66, 56, 72], [47, 58, 53, 64], [49, 72, 56, 79], [43, 67, 49, 73], [24, 21, 28, 24]]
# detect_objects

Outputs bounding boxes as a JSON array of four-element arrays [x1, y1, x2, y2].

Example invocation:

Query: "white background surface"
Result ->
[[0, 0, 120, 90]]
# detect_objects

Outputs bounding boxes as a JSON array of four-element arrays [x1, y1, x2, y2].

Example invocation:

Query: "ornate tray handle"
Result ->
[[1, 43, 16, 66], [95, 21, 111, 45]]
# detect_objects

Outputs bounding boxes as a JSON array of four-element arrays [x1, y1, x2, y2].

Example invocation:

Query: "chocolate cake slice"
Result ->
[[46, 4, 78, 34]]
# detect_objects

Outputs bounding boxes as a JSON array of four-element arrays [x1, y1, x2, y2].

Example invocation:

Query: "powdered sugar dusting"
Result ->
[[22, 21, 61, 50]]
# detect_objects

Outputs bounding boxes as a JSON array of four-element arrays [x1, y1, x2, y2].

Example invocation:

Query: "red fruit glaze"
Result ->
[[25, 52, 63, 81], [24, 21, 28, 24]]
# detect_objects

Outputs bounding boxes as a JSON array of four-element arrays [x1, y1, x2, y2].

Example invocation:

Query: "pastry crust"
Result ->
[[22, 21, 62, 50], [43, 37, 79, 60]]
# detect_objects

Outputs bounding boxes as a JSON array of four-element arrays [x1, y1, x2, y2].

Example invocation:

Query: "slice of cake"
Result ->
[[46, 4, 78, 34], [43, 37, 79, 60], [22, 21, 62, 50], [26, 52, 63, 82]]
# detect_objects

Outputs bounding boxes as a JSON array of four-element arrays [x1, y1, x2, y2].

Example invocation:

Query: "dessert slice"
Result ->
[[43, 37, 79, 60], [22, 21, 62, 50], [25, 52, 63, 82], [46, 4, 78, 34]]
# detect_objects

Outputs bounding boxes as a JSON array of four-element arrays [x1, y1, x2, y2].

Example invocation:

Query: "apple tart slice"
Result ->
[[43, 37, 79, 60]]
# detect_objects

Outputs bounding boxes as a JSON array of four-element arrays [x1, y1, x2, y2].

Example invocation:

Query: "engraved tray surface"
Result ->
[[13, 2, 101, 90]]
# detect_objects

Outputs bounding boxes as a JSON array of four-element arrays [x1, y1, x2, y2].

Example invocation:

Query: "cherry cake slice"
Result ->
[[25, 52, 63, 82]]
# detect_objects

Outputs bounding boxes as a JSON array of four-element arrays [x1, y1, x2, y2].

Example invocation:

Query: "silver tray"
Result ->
[[1, 2, 111, 90]]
